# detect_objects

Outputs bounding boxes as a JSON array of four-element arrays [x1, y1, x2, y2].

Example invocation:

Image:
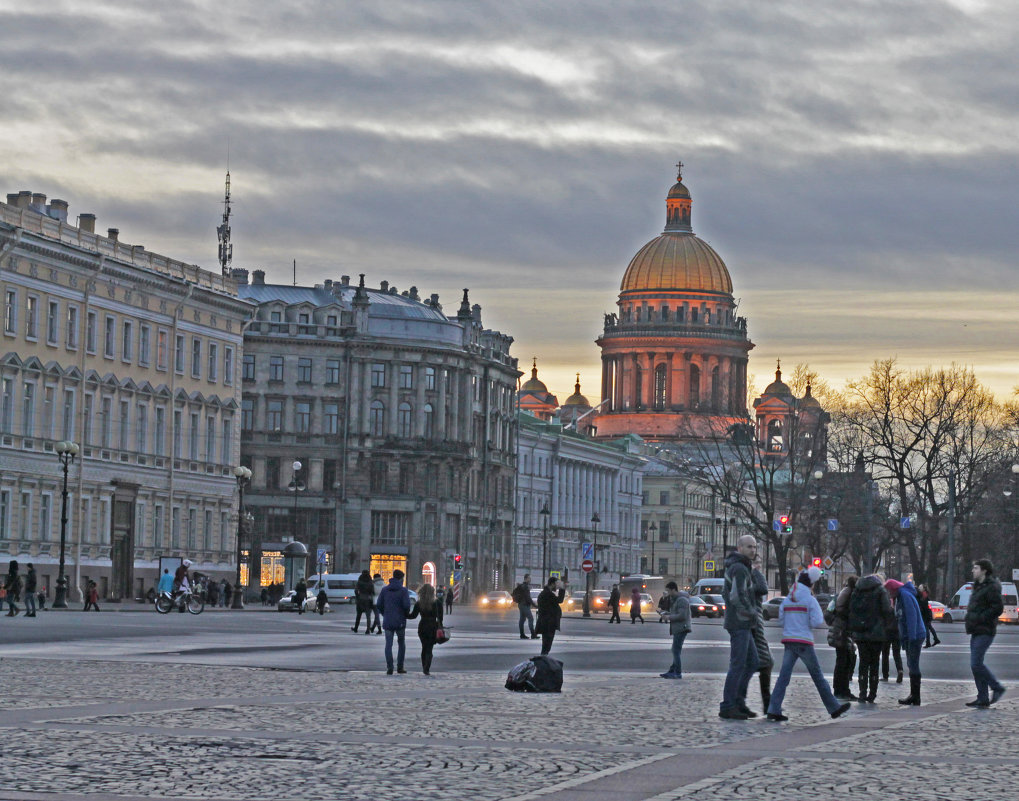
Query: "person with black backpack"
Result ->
[[535, 577, 566, 655], [848, 574, 893, 703], [513, 574, 537, 640]]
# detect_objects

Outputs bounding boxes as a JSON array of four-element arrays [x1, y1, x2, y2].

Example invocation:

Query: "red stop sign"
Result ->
[[581, 559, 594, 573]]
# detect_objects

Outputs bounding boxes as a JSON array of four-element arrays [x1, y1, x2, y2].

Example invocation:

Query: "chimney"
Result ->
[[409, 286, 420, 301], [472, 303, 482, 324], [6, 194, 18, 206], [323, 279, 333, 289], [47, 199, 69, 222], [231, 268, 249, 286], [379, 280, 389, 293], [252, 269, 265, 286], [30, 193, 47, 213], [340, 275, 350, 286], [107, 228, 119, 241], [429, 293, 441, 310], [16, 191, 32, 209], [389, 285, 397, 294], [79, 213, 96, 233]]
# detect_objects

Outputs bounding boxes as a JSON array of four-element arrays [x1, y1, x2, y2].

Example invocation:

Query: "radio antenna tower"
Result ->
[[217, 170, 233, 277]]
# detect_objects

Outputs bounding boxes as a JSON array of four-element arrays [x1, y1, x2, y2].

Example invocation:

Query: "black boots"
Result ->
[[898, 675, 921, 706], [759, 668, 772, 714]]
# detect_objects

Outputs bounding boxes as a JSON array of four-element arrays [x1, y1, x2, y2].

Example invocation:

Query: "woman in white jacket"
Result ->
[[766, 567, 851, 722]]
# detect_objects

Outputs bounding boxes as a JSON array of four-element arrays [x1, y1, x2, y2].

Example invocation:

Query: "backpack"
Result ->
[[511, 584, 528, 604], [527, 655, 564, 692], [505, 660, 537, 691], [848, 588, 875, 634]]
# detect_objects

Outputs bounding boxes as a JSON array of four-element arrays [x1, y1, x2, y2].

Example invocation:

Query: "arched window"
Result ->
[[423, 403, 434, 438], [369, 400, 385, 437], [654, 364, 667, 410], [767, 419, 784, 452], [397, 402, 412, 438], [711, 366, 720, 410], [689, 364, 700, 408]]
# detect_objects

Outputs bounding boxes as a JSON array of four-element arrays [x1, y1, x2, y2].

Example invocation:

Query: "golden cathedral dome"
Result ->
[[619, 163, 733, 295], [562, 374, 590, 407], [520, 358, 550, 394]]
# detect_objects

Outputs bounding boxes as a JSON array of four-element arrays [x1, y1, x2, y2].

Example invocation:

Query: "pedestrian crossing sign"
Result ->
[[704, 560, 715, 572]]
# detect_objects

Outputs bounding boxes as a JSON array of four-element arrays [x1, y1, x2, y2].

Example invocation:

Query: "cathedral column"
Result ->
[[665, 353, 674, 409], [614, 355, 625, 411], [643, 353, 656, 410]]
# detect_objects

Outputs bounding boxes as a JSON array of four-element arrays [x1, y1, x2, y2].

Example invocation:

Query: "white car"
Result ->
[[276, 590, 329, 613]]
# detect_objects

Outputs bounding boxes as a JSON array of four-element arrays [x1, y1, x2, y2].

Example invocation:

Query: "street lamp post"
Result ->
[[287, 460, 305, 544], [648, 522, 657, 574], [232, 465, 252, 609], [53, 440, 79, 609], [539, 502, 550, 580], [584, 512, 600, 618], [1003, 463, 1019, 577]]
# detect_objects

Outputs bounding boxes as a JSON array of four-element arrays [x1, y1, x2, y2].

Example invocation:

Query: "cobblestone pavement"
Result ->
[[0, 657, 1014, 801]]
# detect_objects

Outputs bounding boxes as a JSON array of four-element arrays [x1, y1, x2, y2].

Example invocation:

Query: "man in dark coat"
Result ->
[[375, 570, 412, 674], [719, 535, 760, 720], [512, 574, 537, 640], [826, 575, 858, 700], [352, 570, 375, 633], [608, 584, 621, 624], [535, 577, 566, 655], [848, 574, 893, 703], [965, 559, 1006, 707]]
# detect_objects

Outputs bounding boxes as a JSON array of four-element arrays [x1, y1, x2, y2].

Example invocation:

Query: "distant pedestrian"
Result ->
[[352, 570, 375, 633], [965, 559, 1006, 708], [24, 563, 37, 618], [260, 587, 269, 606], [885, 579, 926, 705], [4, 561, 21, 616], [719, 536, 760, 720], [223, 581, 233, 608], [316, 587, 328, 615], [206, 580, 219, 609], [37, 587, 47, 611], [848, 574, 893, 703], [371, 574, 385, 634], [512, 573, 537, 640], [608, 584, 621, 623], [375, 569, 412, 674], [294, 578, 307, 615], [157, 568, 174, 596], [660, 581, 691, 679], [407, 583, 444, 675], [84, 580, 100, 612], [535, 576, 566, 655], [827, 575, 859, 700], [918, 584, 941, 648], [657, 591, 670, 623], [751, 555, 774, 713], [445, 585, 454, 614], [629, 587, 645, 624], [766, 567, 851, 722]]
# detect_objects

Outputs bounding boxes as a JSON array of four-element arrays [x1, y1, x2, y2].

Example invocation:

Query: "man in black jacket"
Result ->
[[513, 574, 537, 640], [608, 585, 621, 624], [965, 559, 1006, 708], [719, 535, 760, 720]]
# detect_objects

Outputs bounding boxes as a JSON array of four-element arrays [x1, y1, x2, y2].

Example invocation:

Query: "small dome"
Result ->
[[800, 382, 822, 409], [563, 374, 590, 407], [521, 358, 549, 393], [763, 361, 792, 397], [667, 180, 691, 200]]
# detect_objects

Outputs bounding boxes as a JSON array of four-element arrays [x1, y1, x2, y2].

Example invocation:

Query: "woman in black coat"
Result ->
[[407, 584, 444, 675], [535, 577, 566, 655], [352, 570, 375, 633]]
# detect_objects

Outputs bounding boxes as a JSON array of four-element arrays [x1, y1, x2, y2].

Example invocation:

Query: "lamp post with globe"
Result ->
[[53, 440, 79, 609], [232, 465, 252, 609]]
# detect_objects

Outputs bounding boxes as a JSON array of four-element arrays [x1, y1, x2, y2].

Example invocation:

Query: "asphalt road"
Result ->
[[2, 602, 1016, 682]]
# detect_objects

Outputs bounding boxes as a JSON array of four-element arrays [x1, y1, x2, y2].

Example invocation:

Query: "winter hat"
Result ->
[[884, 578, 904, 599], [798, 565, 822, 587]]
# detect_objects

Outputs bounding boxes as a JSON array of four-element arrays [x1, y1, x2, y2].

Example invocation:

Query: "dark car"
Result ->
[[689, 595, 721, 618], [701, 594, 727, 615], [762, 596, 785, 620]]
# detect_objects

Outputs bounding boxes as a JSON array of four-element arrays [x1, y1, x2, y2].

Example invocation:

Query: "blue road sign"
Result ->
[[827, 519, 839, 531], [582, 542, 594, 560], [901, 516, 911, 529], [773, 519, 781, 532], [453, 569, 463, 581], [317, 548, 328, 565]]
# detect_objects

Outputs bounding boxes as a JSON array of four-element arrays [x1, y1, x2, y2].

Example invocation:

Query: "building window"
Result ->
[[61, 389, 75, 440], [0, 378, 11, 433], [369, 461, 387, 493], [269, 310, 283, 333], [658, 558, 669, 575], [174, 334, 185, 373], [659, 491, 670, 506], [323, 459, 337, 491], [659, 520, 670, 542], [399, 462, 414, 494], [206, 416, 216, 462], [21, 382, 35, 437], [654, 364, 667, 410], [265, 457, 280, 489], [173, 409, 182, 457], [136, 404, 147, 453], [208, 342, 218, 382], [241, 398, 254, 431], [155, 407, 166, 455], [19, 491, 31, 539], [297, 358, 312, 383], [222, 416, 232, 461], [326, 359, 340, 385], [39, 494, 52, 541], [425, 366, 435, 390], [269, 356, 284, 382], [86, 311, 97, 353], [689, 364, 700, 408], [370, 511, 409, 545], [324, 402, 339, 435], [191, 338, 201, 378], [42, 386, 54, 439], [242, 354, 255, 381], [3, 290, 15, 335], [81, 393, 93, 445], [223, 347, 234, 386], [153, 504, 164, 548], [25, 296, 38, 339], [399, 365, 413, 390], [189, 411, 199, 459], [104, 315, 115, 357], [295, 401, 311, 433], [371, 363, 386, 388], [66, 305, 79, 349], [266, 399, 283, 431], [172, 507, 181, 548], [0, 490, 10, 539], [187, 508, 197, 550], [157, 329, 168, 370], [122, 320, 133, 362], [397, 402, 412, 438], [119, 400, 130, 451], [423, 403, 434, 438], [369, 400, 385, 437], [139, 324, 150, 366]]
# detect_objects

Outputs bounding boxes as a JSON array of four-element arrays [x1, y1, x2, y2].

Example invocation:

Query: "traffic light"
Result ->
[[779, 515, 792, 534], [812, 557, 822, 568], [453, 553, 462, 568]]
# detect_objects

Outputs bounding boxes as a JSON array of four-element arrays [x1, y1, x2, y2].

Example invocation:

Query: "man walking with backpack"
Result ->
[[848, 574, 893, 703], [513, 574, 537, 640], [719, 535, 760, 720]]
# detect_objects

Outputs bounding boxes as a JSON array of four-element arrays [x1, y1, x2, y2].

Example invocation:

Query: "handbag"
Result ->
[[435, 625, 450, 644]]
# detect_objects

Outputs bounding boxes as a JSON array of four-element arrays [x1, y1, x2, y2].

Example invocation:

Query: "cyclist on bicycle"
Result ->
[[172, 560, 193, 613]]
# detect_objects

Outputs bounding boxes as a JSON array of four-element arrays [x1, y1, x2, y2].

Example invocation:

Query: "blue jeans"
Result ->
[[721, 628, 759, 712], [970, 634, 1002, 702], [768, 643, 841, 715], [904, 639, 922, 676], [518, 604, 535, 637], [384, 627, 406, 671], [669, 631, 688, 676]]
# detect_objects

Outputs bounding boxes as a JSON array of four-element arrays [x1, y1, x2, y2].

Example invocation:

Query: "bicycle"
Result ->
[[154, 587, 205, 615]]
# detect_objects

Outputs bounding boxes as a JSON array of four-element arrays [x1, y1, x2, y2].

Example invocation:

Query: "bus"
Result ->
[[618, 574, 667, 610]]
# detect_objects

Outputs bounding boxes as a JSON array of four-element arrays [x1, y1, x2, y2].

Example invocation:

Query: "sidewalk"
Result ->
[[0, 656, 1010, 801]]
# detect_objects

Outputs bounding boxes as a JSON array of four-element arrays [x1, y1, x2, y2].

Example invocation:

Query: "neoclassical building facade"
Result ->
[[236, 271, 519, 596], [595, 166, 754, 441]]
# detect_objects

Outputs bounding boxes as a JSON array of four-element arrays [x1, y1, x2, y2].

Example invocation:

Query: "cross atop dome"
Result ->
[[675, 160, 684, 182]]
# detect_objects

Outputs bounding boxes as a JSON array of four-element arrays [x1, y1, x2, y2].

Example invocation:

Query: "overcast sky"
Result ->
[[2, 0, 1017, 401]]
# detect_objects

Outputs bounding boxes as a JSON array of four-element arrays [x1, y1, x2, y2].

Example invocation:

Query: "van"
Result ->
[[943, 581, 1018, 625], [304, 573, 361, 604], [691, 578, 726, 597]]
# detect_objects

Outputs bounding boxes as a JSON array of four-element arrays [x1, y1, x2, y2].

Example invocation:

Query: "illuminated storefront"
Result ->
[[369, 553, 407, 582]]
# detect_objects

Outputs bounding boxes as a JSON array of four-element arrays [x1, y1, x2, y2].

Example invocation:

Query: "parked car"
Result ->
[[480, 590, 513, 609], [276, 590, 325, 613], [689, 595, 721, 618], [566, 591, 587, 611], [621, 592, 655, 613], [929, 600, 946, 620], [701, 594, 727, 614], [762, 596, 785, 620]]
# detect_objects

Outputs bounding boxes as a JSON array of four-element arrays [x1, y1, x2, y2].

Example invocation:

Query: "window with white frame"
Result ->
[[104, 315, 115, 357], [369, 400, 385, 437], [42, 386, 54, 438], [153, 504, 164, 548], [0, 490, 9, 539], [223, 347, 234, 386], [242, 354, 255, 381], [25, 295, 38, 339], [269, 356, 283, 381], [371, 363, 386, 388], [206, 415, 216, 462], [157, 329, 168, 371], [47, 300, 59, 344], [174, 334, 185, 373], [208, 342, 218, 382], [136, 403, 147, 453], [325, 359, 340, 385], [295, 401, 311, 433], [82, 393, 93, 444], [266, 399, 283, 431], [86, 310, 97, 353], [189, 411, 199, 459], [119, 400, 130, 450], [62, 389, 75, 440], [121, 320, 133, 362], [221, 416, 232, 461], [39, 493, 52, 541], [241, 398, 254, 430], [173, 409, 182, 457], [0, 378, 12, 433], [100, 397, 112, 447], [399, 365, 413, 389], [66, 305, 79, 349], [21, 381, 35, 437], [3, 290, 15, 335], [191, 337, 201, 378], [324, 402, 339, 434], [154, 406, 166, 456], [19, 491, 31, 539], [139, 325, 151, 366]]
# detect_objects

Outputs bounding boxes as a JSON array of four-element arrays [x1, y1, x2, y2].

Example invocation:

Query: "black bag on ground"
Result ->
[[505, 655, 564, 693]]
